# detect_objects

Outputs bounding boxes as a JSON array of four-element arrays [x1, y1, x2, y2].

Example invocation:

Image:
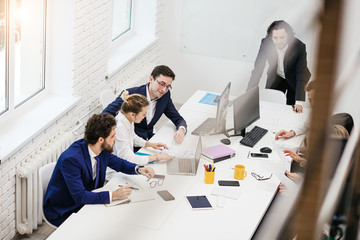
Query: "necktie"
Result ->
[[94, 156, 100, 188]]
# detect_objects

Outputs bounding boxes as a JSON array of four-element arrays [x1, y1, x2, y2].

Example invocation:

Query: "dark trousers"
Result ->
[[270, 74, 296, 105]]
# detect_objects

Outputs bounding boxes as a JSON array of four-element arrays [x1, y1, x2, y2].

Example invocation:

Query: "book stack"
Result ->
[[202, 144, 236, 163]]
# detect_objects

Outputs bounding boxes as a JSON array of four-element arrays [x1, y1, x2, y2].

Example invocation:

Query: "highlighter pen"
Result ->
[[118, 185, 139, 191]]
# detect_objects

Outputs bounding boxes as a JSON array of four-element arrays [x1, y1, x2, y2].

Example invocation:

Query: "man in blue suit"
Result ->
[[103, 65, 187, 144], [43, 113, 155, 227], [246, 20, 311, 113]]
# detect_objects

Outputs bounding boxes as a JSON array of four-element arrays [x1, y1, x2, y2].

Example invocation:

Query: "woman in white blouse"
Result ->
[[113, 90, 173, 165]]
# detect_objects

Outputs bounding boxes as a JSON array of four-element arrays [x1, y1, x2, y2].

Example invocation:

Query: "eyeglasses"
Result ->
[[251, 172, 273, 181], [149, 174, 165, 188], [155, 79, 172, 90]]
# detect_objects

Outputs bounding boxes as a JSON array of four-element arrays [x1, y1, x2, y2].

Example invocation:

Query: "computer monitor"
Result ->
[[215, 82, 231, 133], [232, 86, 260, 137], [191, 82, 231, 137]]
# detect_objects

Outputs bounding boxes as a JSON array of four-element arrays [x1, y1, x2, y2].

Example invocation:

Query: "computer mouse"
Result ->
[[220, 138, 231, 145], [260, 147, 272, 153]]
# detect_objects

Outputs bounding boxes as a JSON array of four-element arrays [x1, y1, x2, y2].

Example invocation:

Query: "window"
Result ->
[[112, 0, 132, 41], [0, 0, 6, 114], [0, 0, 46, 116]]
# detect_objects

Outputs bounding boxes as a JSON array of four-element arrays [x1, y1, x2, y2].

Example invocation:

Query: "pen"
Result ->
[[247, 151, 250, 159], [204, 164, 208, 171], [292, 105, 298, 113], [118, 185, 139, 190]]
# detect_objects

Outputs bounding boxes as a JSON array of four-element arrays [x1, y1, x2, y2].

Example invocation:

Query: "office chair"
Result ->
[[259, 89, 286, 104], [99, 89, 116, 110], [39, 162, 57, 229]]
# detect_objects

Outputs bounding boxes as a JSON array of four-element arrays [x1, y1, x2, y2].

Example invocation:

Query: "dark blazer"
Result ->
[[102, 84, 187, 140], [43, 139, 137, 227], [247, 37, 311, 101]]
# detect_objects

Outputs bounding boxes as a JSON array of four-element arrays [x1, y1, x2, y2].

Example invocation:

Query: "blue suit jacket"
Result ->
[[102, 84, 187, 140], [247, 37, 311, 101], [43, 139, 137, 227]]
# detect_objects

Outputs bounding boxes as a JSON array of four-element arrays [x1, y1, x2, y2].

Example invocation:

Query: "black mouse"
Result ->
[[260, 147, 272, 153], [220, 138, 231, 145]]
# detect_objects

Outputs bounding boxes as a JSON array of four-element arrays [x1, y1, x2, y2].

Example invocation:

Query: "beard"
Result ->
[[101, 141, 113, 153]]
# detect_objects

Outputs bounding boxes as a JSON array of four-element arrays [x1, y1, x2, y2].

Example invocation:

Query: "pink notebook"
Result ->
[[202, 144, 236, 161]]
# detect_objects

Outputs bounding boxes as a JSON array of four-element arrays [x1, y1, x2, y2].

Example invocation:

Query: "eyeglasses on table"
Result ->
[[251, 172, 273, 181], [149, 174, 166, 188]]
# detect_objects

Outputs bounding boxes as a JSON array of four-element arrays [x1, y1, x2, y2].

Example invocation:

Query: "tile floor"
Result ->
[[12, 222, 55, 240]]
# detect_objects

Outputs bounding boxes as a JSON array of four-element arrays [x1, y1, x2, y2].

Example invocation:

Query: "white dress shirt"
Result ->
[[292, 115, 310, 136], [146, 85, 157, 125], [88, 146, 97, 180], [88, 146, 112, 201], [145, 84, 186, 133], [276, 44, 288, 79], [113, 113, 148, 165]]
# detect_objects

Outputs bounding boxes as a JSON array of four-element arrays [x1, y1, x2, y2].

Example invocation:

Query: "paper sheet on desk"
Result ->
[[271, 132, 303, 151], [272, 140, 298, 188], [162, 147, 192, 158], [93, 179, 154, 207]]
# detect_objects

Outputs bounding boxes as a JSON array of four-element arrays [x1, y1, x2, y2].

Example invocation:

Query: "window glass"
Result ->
[[112, 0, 132, 41], [14, 0, 45, 107], [0, 0, 6, 113]]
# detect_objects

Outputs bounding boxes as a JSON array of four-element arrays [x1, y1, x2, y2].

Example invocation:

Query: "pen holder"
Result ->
[[204, 170, 215, 184]]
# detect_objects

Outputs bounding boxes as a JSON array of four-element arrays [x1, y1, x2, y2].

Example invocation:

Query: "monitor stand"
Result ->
[[228, 128, 246, 137]]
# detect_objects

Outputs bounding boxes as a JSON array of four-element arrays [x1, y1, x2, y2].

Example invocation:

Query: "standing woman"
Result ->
[[113, 90, 173, 165]]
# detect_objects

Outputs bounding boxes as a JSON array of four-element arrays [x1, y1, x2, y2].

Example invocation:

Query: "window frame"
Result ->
[[111, 0, 133, 42], [0, 0, 47, 118]]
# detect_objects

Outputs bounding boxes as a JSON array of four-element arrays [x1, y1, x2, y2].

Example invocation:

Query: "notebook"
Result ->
[[202, 144, 236, 163], [167, 137, 202, 176], [93, 179, 154, 207]]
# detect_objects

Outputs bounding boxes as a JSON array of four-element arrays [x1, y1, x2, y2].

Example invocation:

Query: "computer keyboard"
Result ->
[[239, 126, 268, 147]]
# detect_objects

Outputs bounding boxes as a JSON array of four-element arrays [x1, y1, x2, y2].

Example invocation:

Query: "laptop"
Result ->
[[167, 137, 202, 176]]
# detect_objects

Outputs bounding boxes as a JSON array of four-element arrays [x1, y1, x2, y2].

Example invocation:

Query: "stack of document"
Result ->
[[202, 144, 236, 163]]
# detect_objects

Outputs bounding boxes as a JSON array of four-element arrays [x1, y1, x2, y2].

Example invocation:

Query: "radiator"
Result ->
[[15, 132, 74, 234]]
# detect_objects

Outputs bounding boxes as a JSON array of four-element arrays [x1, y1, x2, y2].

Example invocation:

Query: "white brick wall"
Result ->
[[0, 0, 163, 239]]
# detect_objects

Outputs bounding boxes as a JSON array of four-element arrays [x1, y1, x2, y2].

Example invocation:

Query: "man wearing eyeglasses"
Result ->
[[103, 65, 187, 144]]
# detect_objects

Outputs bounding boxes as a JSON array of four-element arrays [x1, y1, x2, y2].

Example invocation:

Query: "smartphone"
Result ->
[[157, 190, 175, 201], [250, 153, 268, 158], [218, 180, 240, 187]]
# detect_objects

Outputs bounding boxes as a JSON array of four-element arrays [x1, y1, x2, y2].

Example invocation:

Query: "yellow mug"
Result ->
[[234, 165, 247, 180], [204, 171, 215, 184]]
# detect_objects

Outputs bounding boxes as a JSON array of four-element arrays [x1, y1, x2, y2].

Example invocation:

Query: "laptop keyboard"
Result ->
[[179, 159, 193, 173], [239, 126, 268, 147]]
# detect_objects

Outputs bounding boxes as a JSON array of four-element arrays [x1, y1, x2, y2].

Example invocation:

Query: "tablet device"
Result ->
[[185, 195, 213, 210]]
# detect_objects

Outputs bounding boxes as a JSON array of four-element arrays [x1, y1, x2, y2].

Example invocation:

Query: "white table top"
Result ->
[[47, 90, 310, 240]]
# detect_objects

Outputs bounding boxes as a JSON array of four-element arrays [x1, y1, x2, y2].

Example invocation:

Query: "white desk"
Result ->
[[47, 90, 309, 240]]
